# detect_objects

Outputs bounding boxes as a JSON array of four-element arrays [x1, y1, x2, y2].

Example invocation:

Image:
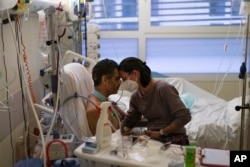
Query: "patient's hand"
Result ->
[[144, 130, 161, 140]]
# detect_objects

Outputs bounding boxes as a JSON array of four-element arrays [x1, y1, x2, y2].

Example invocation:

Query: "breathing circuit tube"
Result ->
[[62, 91, 124, 132], [62, 92, 100, 111]]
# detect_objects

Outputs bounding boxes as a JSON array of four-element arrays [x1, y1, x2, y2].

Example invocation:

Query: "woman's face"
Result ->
[[119, 70, 131, 82], [119, 70, 139, 90]]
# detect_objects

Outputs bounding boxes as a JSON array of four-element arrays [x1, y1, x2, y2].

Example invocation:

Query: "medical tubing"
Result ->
[[44, 41, 61, 153], [215, 24, 245, 95], [6, 9, 46, 167], [213, 21, 244, 96], [63, 93, 100, 111], [107, 88, 124, 130], [45, 19, 64, 144], [0, 52, 13, 112], [16, 15, 36, 160], [0, 53, 16, 103], [110, 107, 121, 131], [112, 88, 124, 104], [1, 33, 14, 161], [100, 0, 120, 61], [46, 139, 68, 167], [212, 17, 244, 95], [15, 15, 37, 103]]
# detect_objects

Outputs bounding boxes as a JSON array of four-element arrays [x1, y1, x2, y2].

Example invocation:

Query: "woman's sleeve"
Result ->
[[162, 84, 191, 127], [122, 94, 142, 129]]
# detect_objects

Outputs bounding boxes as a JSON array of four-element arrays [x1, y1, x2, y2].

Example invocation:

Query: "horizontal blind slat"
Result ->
[[151, 0, 242, 26]]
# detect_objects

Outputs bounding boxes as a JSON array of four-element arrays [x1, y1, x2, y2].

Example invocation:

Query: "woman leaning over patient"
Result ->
[[118, 57, 191, 145]]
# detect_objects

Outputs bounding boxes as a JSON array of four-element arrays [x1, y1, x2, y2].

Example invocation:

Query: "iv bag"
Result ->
[[0, 0, 17, 11]]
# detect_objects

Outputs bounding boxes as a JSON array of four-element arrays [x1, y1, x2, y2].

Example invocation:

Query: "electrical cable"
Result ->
[[0, 18, 16, 112], [6, 8, 47, 167], [14, 16, 34, 159], [15, 14, 37, 103], [1, 15, 14, 165], [14, 16, 30, 160], [15, 14, 40, 158]]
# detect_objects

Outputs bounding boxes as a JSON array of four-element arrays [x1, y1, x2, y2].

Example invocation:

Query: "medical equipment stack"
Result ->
[[86, 23, 100, 62], [96, 101, 112, 149]]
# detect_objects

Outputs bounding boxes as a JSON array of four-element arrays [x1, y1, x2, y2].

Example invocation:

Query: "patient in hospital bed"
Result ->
[[118, 57, 191, 145], [86, 59, 126, 135]]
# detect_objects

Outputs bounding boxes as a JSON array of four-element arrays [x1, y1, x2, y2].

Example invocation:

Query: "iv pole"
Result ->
[[239, 15, 248, 150], [236, 2, 250, 150], [47, 6, 58, 106]]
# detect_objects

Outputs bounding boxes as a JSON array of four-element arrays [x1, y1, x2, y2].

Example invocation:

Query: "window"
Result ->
[[84, 0, 247, 74], [98, 39, 138, 62], [89, 0, 138, 30], [150, 0, 242, 26], [146, 38, 244, 73]]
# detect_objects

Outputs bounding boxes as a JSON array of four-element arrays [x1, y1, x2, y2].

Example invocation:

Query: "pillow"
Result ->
[[152, 71, 168, 78], [180, 93, 196, 111]]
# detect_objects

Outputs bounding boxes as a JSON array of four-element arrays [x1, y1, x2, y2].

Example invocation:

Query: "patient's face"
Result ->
[[107, 69, 121, 95]]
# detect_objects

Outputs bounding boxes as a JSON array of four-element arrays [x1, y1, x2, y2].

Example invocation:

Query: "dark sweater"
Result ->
[[123, 80, 191, 134]]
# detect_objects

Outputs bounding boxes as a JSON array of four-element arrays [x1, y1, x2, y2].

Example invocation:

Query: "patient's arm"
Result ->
[[86, 108, 99, 135]]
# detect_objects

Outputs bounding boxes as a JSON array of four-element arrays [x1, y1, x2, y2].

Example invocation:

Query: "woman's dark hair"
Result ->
[[92, 59, 119, 86], [118, 57, 151, 87]]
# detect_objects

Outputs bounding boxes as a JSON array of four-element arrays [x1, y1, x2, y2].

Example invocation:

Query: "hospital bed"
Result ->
[[40, 61, 247, 165], [110, 77, 249, 150]]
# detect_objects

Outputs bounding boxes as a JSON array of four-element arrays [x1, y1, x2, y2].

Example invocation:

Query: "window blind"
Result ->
[[151, 0, 243, 26], [89, 0, 138, 30]]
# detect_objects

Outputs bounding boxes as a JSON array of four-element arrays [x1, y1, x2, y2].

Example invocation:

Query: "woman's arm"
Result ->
[[111, 102, 127, 120]]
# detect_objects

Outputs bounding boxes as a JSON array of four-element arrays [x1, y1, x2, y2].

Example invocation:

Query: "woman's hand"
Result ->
[[121, 126, 133, 136], [144, 130, 161, 140]]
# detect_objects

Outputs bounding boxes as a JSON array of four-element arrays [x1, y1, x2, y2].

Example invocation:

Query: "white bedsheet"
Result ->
[[109, 78, 249, 150]]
